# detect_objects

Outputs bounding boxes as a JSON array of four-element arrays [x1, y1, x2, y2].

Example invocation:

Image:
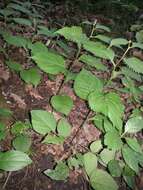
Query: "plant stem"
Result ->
[[89, 19, 97, 38], [115, 41, 132, 69]]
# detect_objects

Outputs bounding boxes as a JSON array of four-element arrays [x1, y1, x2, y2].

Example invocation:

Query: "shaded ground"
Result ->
[[0, 1, 143, 190]]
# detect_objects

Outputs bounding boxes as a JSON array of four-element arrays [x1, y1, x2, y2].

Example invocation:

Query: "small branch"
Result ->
[[2, 171, 12, 189]]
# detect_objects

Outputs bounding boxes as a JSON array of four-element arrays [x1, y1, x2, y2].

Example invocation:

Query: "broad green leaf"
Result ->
[[20, 68, 41, 86], [122, 145, 139, 173], [56, 26, 87, 45], [123, 176, 135, 189], [96, 24, 111, 32], [121, 67, 142, 82], [79, 54, 107, 71], [93, 114, 105, 131], [0, 122, 5, 131], [0, 131, 6, 140], [88, 91, 124, 130], [0, 8, 15, 17], [110, 38, 128, 47], [104, 129, 123, 150], [126, 137, 142, 153], [65, 71, 77, 82], [30, 41, 48, 55], [90, 140, 102, 153], [124, 57, 143, 74], [13, 18, 32, 26], [11, 121, 29, 135], [83, 41, 115, 62], [31, 110, 56, 135], [132, 42, 143, 50], [0, 150, 32, 171], [68, 157, 79, 169], [13, 135, 31, 152], [90, 169, 118, 190], [7, 3, 31, 15], [44, 161, 69, 180], [51, 95, 73, 115], [37, 25, 57, 37], [3, 33, 29, 48], [42, 135, 65, 145], [103, 118, 113, 132], [108, 160, 122, 177], [0, 108, 12, 117], [124, 116, 143, 134], [136, 30, 143, 43], [57, 118, 71, 137], [100, 149, 115, 166], [74, 69, 103, 100], [95, 35, 111, 44], [5, 60, 22, 72], [32, 51, 66, 74], [83, 152, 97, 176]]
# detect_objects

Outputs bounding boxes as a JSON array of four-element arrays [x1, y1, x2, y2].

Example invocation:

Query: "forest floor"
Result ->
[[0, 1, 143, 190]]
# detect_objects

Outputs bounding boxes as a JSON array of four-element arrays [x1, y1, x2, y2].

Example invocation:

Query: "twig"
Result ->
[[2, 171, 12, 189]]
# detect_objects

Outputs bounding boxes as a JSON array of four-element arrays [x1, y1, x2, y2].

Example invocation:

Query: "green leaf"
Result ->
[[13, 18, 32, 26], [125, 137, 142, 153], [0, 131, 6, 140], [136, 30, 143, 43], [7, 3, 31, 15], [74, 69, 103, 100], [31, 110, 56, 135], [20, 68, 41, 86], [37, 26, 57, 37], [30, 41, 48, 55], [99, 148, 115, 166], [96, 24, 111, 32], [0, 150, 32, 171], [42, 135, 65, 145], [90, 140, 102, 153], [108, 160, 122, 177], [124, 116, 143, 134], [0, 108, 12, 117], [13, 135, 31, 152], [123, 176, 135, 189], [0, 122, 5, 131], [94, 35, 111, 44], [56, 26, 87, 45], [57, 118, 71, 137], [122, 145, 139, 173], [132, 42, 143, 50], [83, 152, 97, 176], [90, 169, 118, 190], [11, 121, 29, 135], [104, 129, 123, 150], [79, 54, 107, 71], [5, 60, 22, 72], [124, 57, 143, 74], [83, 41, 115, 62], [110, 38, 128, 47], [121, 67, 142, 82], [44, 161, 69, 181], [99, 149, 115, 166], [93, 114, 105, 132], [3, 33, 29, 48], [32, 51, 66, 74], [68, 157, 79, 169], [88, 91, 124, 130], [51, 95, 73, 115]]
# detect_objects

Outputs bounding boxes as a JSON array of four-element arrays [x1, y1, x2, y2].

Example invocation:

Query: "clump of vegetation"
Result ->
[[0, 0, 143, 190]]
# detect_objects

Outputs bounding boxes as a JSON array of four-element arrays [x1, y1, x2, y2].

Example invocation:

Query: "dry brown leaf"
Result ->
[[10, 93, 26, 109]]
